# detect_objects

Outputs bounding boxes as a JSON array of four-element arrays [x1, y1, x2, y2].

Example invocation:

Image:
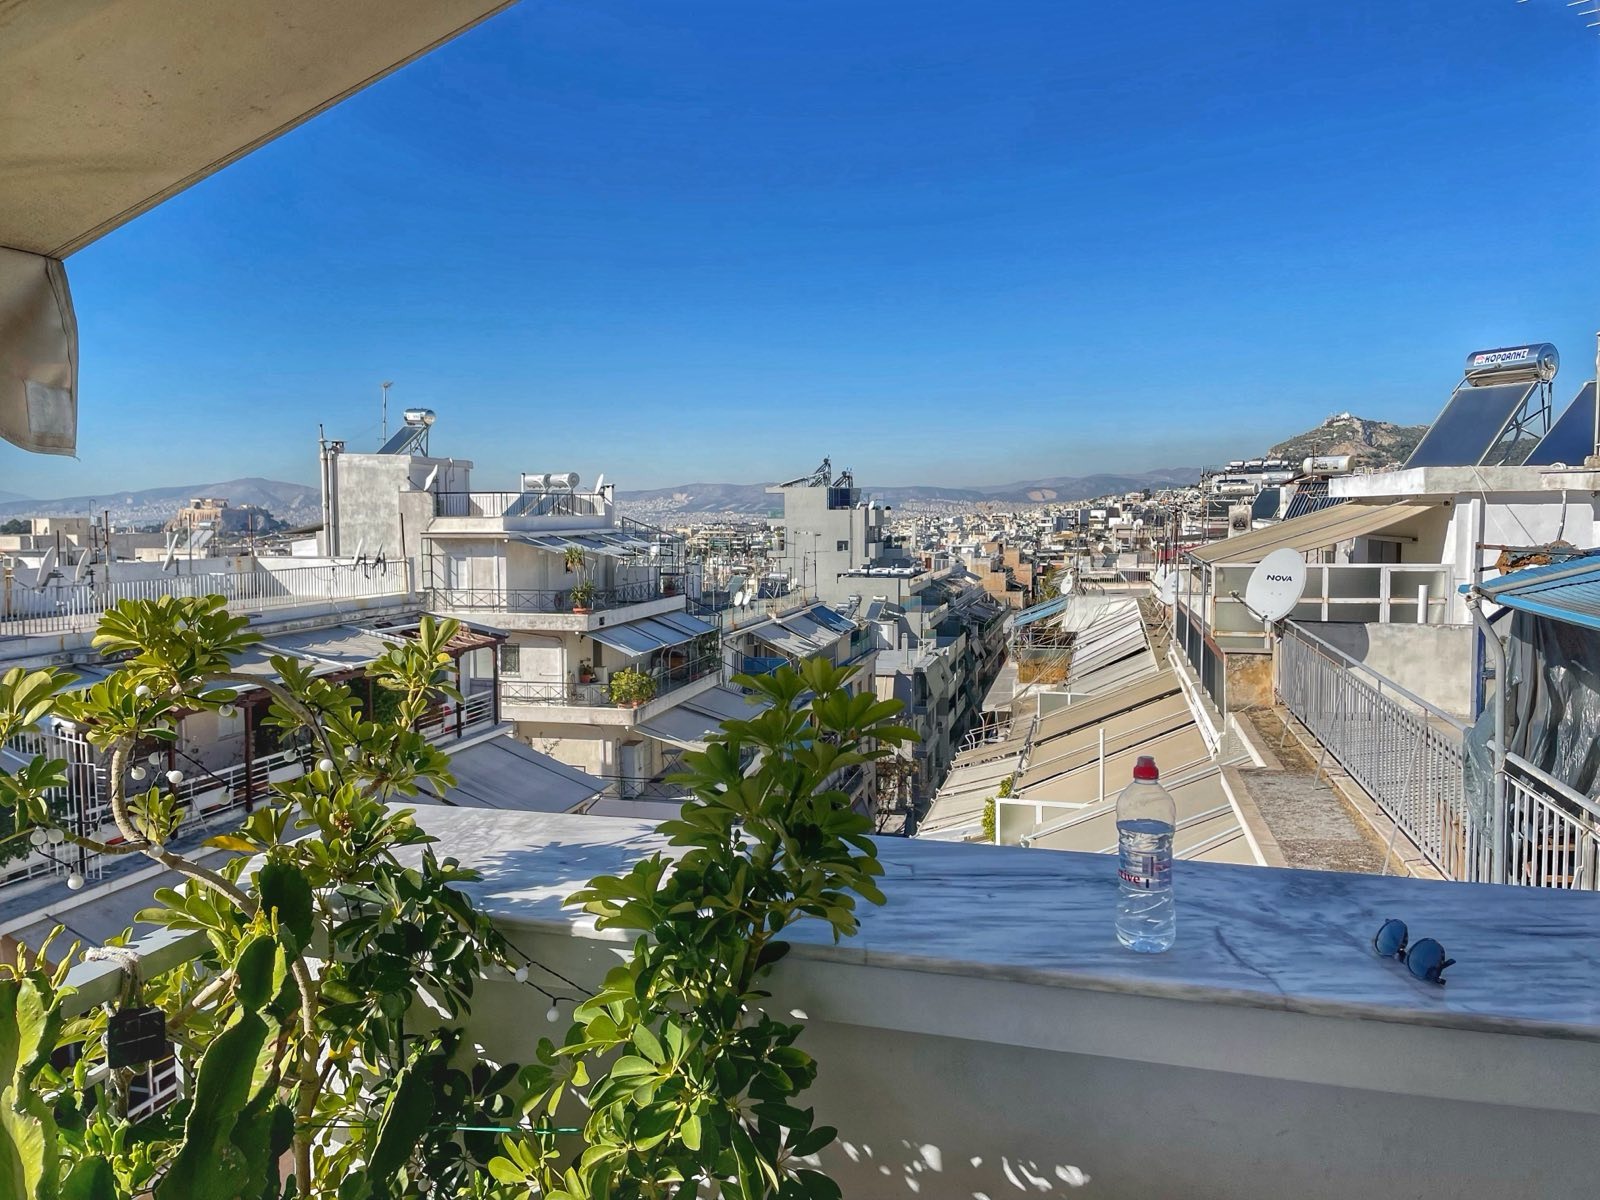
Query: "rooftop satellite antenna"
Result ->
[[733, 589, 748, 607], [1239, 548, 1307, 625], [1154, 567, 1177, 607]]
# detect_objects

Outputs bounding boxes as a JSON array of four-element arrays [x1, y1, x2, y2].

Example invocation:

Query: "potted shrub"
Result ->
[[576, 658, 595, 684], [608, 666, 656, 708], [570, 579, 596, 613]]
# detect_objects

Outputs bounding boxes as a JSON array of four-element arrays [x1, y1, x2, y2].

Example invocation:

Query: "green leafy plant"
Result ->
[[981, 798, 996, 843], [494, 659, 915, 1199], [0, 600, 529, 1198], [607, 666, 656, 708], [570, 580, 597, 612], [564, 546, 587, 574]]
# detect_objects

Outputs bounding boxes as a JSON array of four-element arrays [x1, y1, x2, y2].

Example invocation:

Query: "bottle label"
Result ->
[[1118, 850, 1171, 890]]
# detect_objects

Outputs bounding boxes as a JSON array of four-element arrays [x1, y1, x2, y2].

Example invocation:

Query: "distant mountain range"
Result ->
[[0, 478, 321, 524], [0, 414, 1427, 525], [1268, 413, 1427, 471], [617, 468, 1205, 514]]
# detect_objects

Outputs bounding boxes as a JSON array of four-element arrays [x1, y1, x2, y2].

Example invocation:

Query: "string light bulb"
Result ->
[[28, 828, 46, 847], [66, 872, 85, 891], [317, 758, 335, 774], [130, 766, 146, 781], [134, 684, 150, 698], [46, 828, 64, 845], [545, 1003, 561, 1023], [165, 769, 184, 786], [513, 966, 529, 983]]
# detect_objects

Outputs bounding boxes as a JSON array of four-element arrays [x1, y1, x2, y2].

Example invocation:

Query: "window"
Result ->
[[836, 540, 848, 552], [498, 644, 520, 676]]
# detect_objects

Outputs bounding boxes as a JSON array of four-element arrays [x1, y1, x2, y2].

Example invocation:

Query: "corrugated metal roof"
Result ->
[[1187, 501, 1438, 564], [1477, 553, 1600, 632]]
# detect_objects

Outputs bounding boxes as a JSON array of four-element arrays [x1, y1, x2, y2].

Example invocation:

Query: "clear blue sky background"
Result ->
[[7, 0, 1599, 498]]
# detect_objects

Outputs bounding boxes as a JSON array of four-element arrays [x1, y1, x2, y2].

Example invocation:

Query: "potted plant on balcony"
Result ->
[[569, 579, 596, 613], [562, 545, 585, 574], [608, 665, 656, 708], [576, 657, 595, 684]]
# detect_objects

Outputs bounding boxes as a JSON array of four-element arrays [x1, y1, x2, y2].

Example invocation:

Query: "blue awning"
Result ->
[[1009, 594, 1071, 629], [1476, 553, 1600, 632]]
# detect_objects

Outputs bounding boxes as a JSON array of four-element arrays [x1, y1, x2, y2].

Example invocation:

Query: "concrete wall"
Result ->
[[1223, 648, 1272, 711], [1308, 622, 1476, 718], [459, 919, 1599, 1200], [327, 451, 471, 564]]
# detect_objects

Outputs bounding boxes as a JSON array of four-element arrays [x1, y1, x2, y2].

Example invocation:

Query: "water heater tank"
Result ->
[[1301, 455, 1353, 476], [1463, 344, 1558, 386]]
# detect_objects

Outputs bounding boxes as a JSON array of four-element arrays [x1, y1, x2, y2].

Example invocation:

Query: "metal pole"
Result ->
[[1468, 594, 1508, 884], [1098, 727, 1106, 803], [1592, 332, 1599, 465]]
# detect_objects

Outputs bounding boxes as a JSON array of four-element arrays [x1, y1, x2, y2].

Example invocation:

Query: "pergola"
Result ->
[[0, 0, 516, 454]]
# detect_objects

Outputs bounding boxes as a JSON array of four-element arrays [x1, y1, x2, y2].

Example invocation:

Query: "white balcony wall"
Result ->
[[411, 809, 1600, 1200]]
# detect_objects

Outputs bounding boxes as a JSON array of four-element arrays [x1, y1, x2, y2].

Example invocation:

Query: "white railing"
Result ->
[[1278, 621, 1483, 881], [1, 561, 412, 637], [1503, 753, 1600, 890], [1209, 562, 1453, 648]]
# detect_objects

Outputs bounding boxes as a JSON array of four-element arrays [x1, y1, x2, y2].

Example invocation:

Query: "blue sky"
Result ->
[[9, 0, 1600, 498]]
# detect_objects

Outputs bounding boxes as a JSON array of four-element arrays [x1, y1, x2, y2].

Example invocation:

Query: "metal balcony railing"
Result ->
[[1278, 621, 1480, 880], [1503, 755, 1600, 890], [430, 580, 661, 613], [434, 491, 608, 519], [0, 560, 412, 638], [500, 655, 721, 710]]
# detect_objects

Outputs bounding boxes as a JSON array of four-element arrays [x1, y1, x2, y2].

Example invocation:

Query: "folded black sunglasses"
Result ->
[[1373, 918, 1456, 985]]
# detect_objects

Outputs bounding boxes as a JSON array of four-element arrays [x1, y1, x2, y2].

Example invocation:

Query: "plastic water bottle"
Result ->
[[1116, 755, 1176, 952]]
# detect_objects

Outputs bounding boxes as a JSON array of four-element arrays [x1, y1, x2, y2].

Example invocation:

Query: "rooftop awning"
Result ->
[[517, 532, 651, 559], [1187, 502, 1438, 565], [2, 0, 513, 259], [589, 611, 716, 656], [636, 686, 770, 750], [1476, 553, 1600, 632], [429, 736, 603, 813]]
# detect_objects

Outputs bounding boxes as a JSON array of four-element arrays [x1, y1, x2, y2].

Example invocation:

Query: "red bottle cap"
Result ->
[[1132, 755, 1159, 781]]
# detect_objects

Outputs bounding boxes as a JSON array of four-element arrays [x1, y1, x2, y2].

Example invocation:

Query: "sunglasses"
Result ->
[[1373, 919, 1456, 985]]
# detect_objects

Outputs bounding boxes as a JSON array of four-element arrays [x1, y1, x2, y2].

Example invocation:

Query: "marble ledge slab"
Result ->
[[402, 806, 1600, 1042]]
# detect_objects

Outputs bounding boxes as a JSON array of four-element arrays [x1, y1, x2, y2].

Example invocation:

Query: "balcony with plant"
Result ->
[[0, 600, 913, 1199]]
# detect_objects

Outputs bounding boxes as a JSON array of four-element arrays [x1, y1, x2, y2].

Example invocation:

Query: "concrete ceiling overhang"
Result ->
[[0, 0, 517, 258]]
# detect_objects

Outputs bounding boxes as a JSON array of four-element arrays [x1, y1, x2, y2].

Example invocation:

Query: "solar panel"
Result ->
[[1404, 381, 1538, 468], [1525, 383, 1596, 467], [1281, 478, 1345, 520]]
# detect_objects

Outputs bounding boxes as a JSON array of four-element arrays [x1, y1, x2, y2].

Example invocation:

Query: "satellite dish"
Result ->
[[1243, 549, 1307, 624], [593, 473, 605, 493], [1057, 573, 1073, 596], [733, 589, 748, 607], [1154, 568, 1177, 607]]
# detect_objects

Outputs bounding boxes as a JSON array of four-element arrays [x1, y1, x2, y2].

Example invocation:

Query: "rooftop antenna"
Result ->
[[1237, 548, 1307, 626], [380, 380, 394, 448]]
